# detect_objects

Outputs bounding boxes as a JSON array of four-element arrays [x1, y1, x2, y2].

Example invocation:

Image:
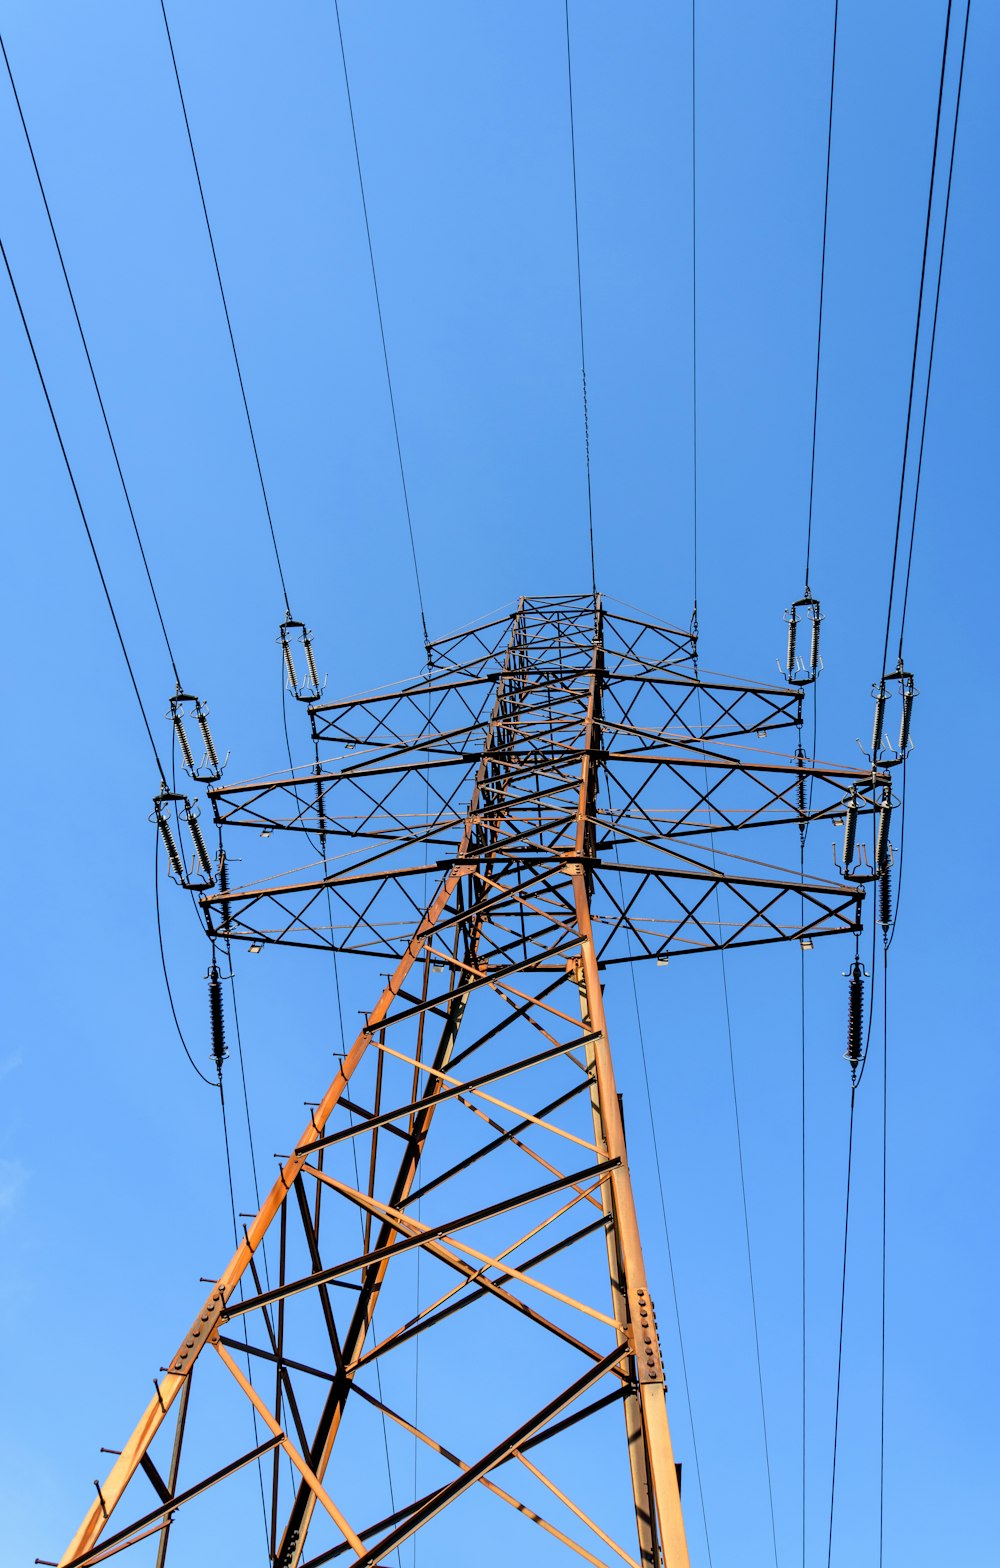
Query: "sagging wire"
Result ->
[[824, 1078, 856, 1568], [332, 0, 430, 654], [803, 0, 840, 598], [779, 0, 839, 698], [154, 829, 217, 1089], [797, 677, 818, 1567], [861, 0, 968, 959], [0, 228, 169, 784], [896, 0, 971, 669], [158, 0, 292, 621], [694, 690, 779, 1568], [0, 31, 181, 687], [216, 1006, 272, 1556], [159, 0, 332, 754], [879, 0, 968, 954], [162, 725, 272, 1546], [824, 911, 881, 1565], [563, 0, 597, 597], [689, 0, 699, 648], [2, 34, 235, 799], [879, 0, 960, 677]]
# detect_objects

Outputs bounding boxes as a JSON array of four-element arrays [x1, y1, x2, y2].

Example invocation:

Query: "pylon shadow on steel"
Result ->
[[57, 595, 884, 1568]]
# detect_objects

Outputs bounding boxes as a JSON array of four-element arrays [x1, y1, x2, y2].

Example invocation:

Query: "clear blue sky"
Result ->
[[1, 2, 996, 1564]]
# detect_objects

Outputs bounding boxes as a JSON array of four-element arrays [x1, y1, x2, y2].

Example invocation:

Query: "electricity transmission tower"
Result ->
[[58, 594, 883, 1568]]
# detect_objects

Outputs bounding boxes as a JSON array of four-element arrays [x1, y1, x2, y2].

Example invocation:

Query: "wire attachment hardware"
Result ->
[[780, 595, 824, 686], [152, 791, 216, 891], [279, 617, 326, 703], [168, 691, 228, 783]]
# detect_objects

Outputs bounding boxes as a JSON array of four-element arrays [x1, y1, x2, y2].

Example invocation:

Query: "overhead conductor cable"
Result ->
[[564, 0, 597, 596], [1, 32, 227, 777], [333, 0, 430, 652]]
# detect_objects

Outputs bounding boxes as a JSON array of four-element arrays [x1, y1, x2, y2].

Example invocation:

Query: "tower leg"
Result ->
[[573, 872, 690, 1568]]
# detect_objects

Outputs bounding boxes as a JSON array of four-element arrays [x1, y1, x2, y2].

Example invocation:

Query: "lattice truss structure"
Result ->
[[60, 595, 888, 1568]]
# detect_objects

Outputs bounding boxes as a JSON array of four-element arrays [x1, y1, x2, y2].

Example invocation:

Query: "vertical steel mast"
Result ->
[[56, 594, 883, 1568]]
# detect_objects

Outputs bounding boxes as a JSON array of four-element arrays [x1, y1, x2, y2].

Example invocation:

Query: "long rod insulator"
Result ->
[[315, 767, 329, 846], [874, 786, 892, 872], [185, 808, 213, 877], [872, 684, 888, 757], [879, 862, 893, 931], [809, 609, 821, 673], [846, 959, 864, 1074], [218, 847, 231, 935], [172, 713, 196, 771], [303, 632, 321, 689], [208, 963, 227, 1071], [898, 685, 915, 753], [196, 705, 220, 772], [842, 788, 858, 870], [795, 746, 807, 820], [281, 633, 299, 691], [156, 812, 185, 881], [786, 611, 798, 675]]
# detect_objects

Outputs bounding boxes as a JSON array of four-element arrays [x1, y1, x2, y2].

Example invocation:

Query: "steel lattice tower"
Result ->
[[59, 595, 884, 1568]]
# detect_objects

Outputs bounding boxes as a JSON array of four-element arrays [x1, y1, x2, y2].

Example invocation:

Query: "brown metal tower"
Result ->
[[57, 594, 883, 1568]]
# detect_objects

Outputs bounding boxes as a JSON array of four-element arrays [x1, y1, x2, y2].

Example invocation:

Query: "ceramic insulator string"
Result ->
[[845, 959, 864, 1075], [185, 807, 213, 878], [196, 705, 220, 771], [208, 962, 227, 1072], [156, 811, 185, 882], [842, 789, 858, 870]]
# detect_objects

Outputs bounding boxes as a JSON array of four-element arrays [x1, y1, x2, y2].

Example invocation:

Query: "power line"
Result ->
[[896, 0, 971, 663], [694, 687, 779, 1566], [825, 1086, 856, 1568], [563, 0, 597, 596], [690, 0, 699, 632], [803, 0, 840, 595], [158, 0, 293, 618], [331, 0, 429, 650], [800, 669, 820, 1566], [880, 0, 954, 676], [0, 228, 168, 782], [154, 830, 217, 1087], [718, 951, 781, 1568], [1, 31, 184, 689], [879, 943, 889, 1566]]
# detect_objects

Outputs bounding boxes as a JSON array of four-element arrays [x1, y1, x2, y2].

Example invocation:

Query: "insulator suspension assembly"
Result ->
[[844, 956, 866, 1077], [152, 790, 216, 891], [781, 595, 824, 686], [279, 616, 326, 703], [207, 960, 227, 1073], [860, 663, 918, 766], [835, 776, 895, 884], [168, 691, 227, 783]]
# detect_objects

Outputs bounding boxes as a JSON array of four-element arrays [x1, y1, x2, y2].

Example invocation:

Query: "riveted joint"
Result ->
[[630, 1284, 664, 1385]]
